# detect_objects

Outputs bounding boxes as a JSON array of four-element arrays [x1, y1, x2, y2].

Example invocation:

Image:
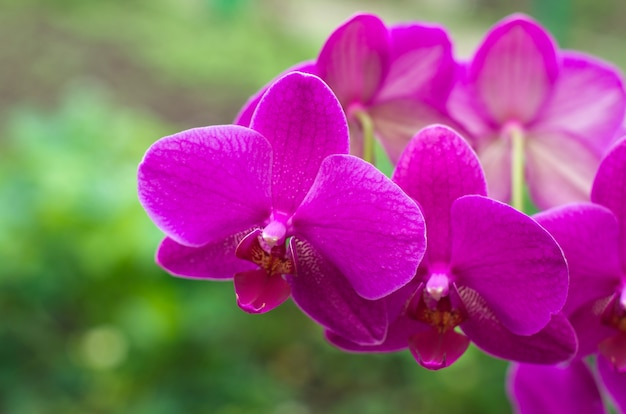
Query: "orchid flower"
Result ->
[[326, 125, 575, 370], [505, 139, 626, 413], [589, 138, 626, 371], [137, 72, 426, 344], [448, 14, 626, 211], [533, 138, 626, 370], [236, 13, 458, 165], [507, 360, 607, 414], [508, 356, 626, 414]]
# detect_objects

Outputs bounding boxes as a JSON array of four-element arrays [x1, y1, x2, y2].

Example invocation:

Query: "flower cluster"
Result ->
[[137, 12, 626, 413]]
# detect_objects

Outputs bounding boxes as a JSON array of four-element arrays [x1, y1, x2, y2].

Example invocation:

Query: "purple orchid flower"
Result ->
[[448, 14, 626, 210], [505, 140, 626, 413], [326, 125, 575, 370], [534, 138, 626, 371], [508, 356, 626, 414], [589, 138, 626, 372], [137, 72, 426, 344], [507, 360, 607, 414], [236, 13, 458, 164]]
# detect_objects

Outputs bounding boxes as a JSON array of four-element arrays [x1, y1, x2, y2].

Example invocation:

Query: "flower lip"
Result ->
[[236, 229, 294, 277], [233, 229, 294, 314], [406, 283, 466, 333]]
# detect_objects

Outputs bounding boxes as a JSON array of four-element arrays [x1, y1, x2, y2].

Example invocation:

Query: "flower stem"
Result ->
[[510, 126, 525, 211], [354, 110, 375, 165]]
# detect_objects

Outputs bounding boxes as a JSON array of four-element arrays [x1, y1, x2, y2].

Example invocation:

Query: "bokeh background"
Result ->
[[2, 0, 625, 413]]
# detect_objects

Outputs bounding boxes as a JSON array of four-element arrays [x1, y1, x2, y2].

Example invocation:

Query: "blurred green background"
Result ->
[[2, 0, 625, 413]]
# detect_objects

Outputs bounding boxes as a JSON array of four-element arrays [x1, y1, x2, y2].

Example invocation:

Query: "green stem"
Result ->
[[510, 126, 525, 211], [353, 110, 375, 165]]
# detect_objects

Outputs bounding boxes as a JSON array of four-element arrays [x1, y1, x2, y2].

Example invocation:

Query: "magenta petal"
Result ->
[[459, 287, 576, 364], [592, 138, 626, 263], [599, 333, 626, 373], [468, 15, 558, 124], [534, 52, 626, 154], [293, 154, 426, 300], [250, 72, 349, 215], [316, 13, 388, 105], [393, 125, 486, 263], [289, 238, 387, 345], [326, 315, 426, 353], [451, 195, 568, 335], [375, 23, 454, 104], [598, 354, 626, 413], [234, 269, 291, 314], [138, 125, 272, 246], [157, 230, 257, 279], [234, 60, 318, 127], [368, 101, 467, 165], [508, 360, 606, 414], [328, 282, 426, 352], [569, 296, 616, 358], [347, 117, 365, 160], [476, 135, 512, 204], [408, 328, 470, 370], [525, 130, 602, 208], [446, 65, 496, 142], [534, 203, 621, 314]]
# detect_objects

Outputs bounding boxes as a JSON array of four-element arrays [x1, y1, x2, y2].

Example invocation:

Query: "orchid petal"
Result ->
[[138, 126, 272, 246], [534, 52, 626, 153], [347, 117, 364, 160], [250, 72, 349, 215], [592, 138, 626, 265], [327, 281, 425, 351], [294, 154, 426, 300], [459, 287, 576, 363], [599, 333, 626, 373], [325, 315, 426, 353], [157, 229, 257, 279], [234, 60, 317, 127], [409, 328, 470, 370], [446, 65, 496, 144], [316, 13, 388, 105], [451, 195, 567, 335], [476, 135, 512, 203], [386, 279, 425, 322], [468, 15, 558, 124], [369, 101, 467, 165], [525, 130, 601, 209], [534, 203, 621, 314], [508, 360, 606, 414], [598, 354, 626, 413], [375, 23, 454, 104], [288, 238, 387, 345], [569, 296, 616, 358], [234, 269, 291, 314], [393, 125, 486, 263]]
